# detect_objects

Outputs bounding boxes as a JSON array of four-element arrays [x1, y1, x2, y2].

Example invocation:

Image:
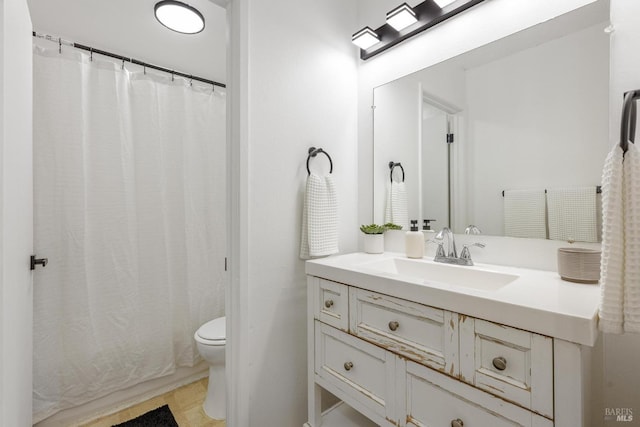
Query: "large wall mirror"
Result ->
[[373, 3, 610, 242]]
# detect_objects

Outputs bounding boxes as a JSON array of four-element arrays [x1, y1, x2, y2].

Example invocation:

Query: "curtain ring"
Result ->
[[58, 37, 62, 54], [171, 71, 175, 82], [190, 76, 193, 87], [90, 48, 93, 62], [143, 64, 146, 75], [121, 58, 125, 70]]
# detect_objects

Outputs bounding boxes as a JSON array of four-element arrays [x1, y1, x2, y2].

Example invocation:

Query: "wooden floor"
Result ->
[[80, 378, 225, 427]]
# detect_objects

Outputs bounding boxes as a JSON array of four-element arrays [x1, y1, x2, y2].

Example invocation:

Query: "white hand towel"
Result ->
[[547, 187, 598, 243], [300, 174, 338, 260], [391, 182, 409, 230], [624, 143, 640, 332], [599, 145, 625, 333], [503, 189, 547, 239]]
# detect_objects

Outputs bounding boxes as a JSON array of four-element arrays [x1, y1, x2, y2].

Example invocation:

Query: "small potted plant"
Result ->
[[360, 224, 386, 254], [383, 223, 402, 231]]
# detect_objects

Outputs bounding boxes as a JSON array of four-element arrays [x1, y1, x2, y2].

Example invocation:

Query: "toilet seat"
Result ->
[[195, 316, 226, 345]]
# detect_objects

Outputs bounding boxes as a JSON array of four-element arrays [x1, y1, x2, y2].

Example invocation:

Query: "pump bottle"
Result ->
[[405, 220, 424, 259]]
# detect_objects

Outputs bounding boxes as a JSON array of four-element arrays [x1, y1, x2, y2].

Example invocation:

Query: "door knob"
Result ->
[[388, 321, 400, 331], [344, 361, 354, 371], [324, 299, 334, 308], [451, 419, 464, 427], [30, 255, 48, 270]]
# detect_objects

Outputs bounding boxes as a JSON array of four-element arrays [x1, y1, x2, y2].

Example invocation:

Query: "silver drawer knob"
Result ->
[[324, 299, 334, 308], [388, 321, 400, 331], [492, 356, 507, 371], [451, 419, 464, 427], [344, 361, 354, 371]]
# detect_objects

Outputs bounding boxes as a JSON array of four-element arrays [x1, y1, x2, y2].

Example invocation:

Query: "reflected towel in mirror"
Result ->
[[547, 187, 597, 243], [384, 182, 408, 230], [503, 189, 547, 239]]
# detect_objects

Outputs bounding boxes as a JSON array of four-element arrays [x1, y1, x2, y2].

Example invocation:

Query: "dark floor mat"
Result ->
[[112, 404, 179, 427]]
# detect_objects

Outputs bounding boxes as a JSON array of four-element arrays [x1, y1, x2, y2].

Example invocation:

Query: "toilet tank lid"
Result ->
[[197, 316, 226, 341]]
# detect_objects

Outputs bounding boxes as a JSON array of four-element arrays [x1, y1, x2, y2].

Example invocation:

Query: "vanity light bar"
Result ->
[[356, 0, 486, 60], [352, 27, 380, 50], [386, 3, 418, 32]]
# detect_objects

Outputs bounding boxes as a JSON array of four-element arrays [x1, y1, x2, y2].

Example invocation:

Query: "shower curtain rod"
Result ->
[[32, 31, 226, 89]]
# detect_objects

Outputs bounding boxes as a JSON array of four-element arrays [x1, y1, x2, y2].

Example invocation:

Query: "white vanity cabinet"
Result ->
[[305, 269, 595, 427]]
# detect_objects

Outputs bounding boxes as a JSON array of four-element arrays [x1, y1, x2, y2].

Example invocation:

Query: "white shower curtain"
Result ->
[[32, 45, 226, 422]]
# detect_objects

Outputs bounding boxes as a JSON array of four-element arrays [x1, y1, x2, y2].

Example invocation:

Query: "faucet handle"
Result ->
[[460, 243, 485, 261], [465, 225, 482, 235], [426, 239, 446, 257]]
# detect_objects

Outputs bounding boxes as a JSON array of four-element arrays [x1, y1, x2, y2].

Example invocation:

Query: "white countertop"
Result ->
[[306, 252, 600, 346]]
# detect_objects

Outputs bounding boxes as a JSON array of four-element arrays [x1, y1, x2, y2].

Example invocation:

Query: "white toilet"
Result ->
[[194, 316, 226, 420]]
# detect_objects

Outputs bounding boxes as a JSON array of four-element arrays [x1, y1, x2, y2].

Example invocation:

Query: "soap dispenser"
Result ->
[[423, 219, 436, 239], [405, 220, 424, 259]]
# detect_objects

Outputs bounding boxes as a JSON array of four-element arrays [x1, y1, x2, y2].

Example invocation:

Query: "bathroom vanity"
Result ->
[[304, 252, 600, 427]]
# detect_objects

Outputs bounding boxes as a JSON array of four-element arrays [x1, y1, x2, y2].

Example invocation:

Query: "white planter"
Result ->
[[384, 229, 405, 252], [363, 234, 384, 254]]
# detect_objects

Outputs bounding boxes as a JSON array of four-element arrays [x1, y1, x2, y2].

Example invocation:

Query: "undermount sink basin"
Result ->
[[361, 257, 519, 291]]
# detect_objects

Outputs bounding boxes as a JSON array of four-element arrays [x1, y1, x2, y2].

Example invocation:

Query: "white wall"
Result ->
[[227, 0, 359, 425], [465, 23, 609, 235], [0, 0, 33, 425], [603, 0, 640, 423]]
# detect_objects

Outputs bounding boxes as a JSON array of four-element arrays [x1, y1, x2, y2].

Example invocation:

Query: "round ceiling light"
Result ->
[[154, 1, 205, 34]]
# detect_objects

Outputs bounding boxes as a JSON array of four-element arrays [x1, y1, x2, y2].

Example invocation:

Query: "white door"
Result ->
[[0, 0, 34, 425]]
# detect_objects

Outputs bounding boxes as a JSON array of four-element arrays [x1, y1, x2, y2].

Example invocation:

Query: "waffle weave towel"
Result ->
[[384, 182, 409, 230], [503, 189, 547, 239], [547, 187, 598, 243], [599, 145, 625, 333], [300, 174, 338, 260], [623, 143, 640, 332]]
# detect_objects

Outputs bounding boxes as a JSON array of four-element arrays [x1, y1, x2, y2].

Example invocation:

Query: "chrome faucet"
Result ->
[[433, 227, 485, 266], [436, 227, 457, 258]]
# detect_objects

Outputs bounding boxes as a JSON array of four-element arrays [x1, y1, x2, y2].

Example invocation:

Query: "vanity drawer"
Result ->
[[314, 321, 396, 422], [405, 360, 553, 427], [460, 316, 554, 419], [313, 278, 349, 331], [349, 287, 458, 376]]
